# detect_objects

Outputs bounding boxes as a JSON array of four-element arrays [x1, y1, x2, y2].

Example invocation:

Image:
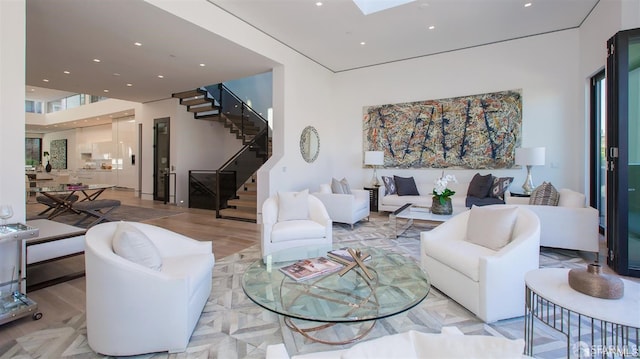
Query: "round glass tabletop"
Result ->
[[242, 246, 430, 323]]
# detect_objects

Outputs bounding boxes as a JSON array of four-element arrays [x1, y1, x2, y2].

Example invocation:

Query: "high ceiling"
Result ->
[[25, 0, 599, 115], [210, 0, 599, 72]]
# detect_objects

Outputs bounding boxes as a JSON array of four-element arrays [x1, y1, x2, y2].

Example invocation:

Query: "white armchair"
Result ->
[[84, 221, 215, 356], [312, 188, 370, 228], [262, 191, 332, 263], [420, 206, 540, 323]]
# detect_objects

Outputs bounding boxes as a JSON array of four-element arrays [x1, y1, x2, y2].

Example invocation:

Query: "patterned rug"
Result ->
[[0, 216, 614, 358]]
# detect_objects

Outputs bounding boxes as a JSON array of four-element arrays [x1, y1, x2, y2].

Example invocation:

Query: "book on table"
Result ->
[[279, 256, 343, 281], [326, 248, 371, 263]]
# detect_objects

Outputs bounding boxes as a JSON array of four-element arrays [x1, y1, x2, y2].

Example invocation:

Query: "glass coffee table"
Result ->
[[242, 245, 430, 345], [390, 203, 463, 238]]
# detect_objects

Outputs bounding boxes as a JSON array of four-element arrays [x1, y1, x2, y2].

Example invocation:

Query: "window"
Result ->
[[25, 138, 42, 166], [25, 100, 43, 114]]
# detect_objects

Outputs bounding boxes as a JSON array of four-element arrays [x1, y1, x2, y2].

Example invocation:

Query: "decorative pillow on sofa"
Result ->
[[112, 222, 163, 271], [466, 205, 518, 251], [278, 189, 309, 221], [331, 178, 352, 194], [394, 175, 420, 196], [490, 176, 514, 198], [529, 182, 559, 206], [467, 173, 494, 198], [558, 188, 586, 208], [382, 176, 397, 195]]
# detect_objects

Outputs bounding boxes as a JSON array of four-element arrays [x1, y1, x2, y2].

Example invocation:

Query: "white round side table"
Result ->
[[524, 268, 639, 358]]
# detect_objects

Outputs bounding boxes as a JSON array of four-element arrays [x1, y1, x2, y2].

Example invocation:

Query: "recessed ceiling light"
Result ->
[[134, 42, 142, 46], [199, 63, 206, 67], [316, 1, 323, 6], [93, 58, 101, 63], [524, 2, 532, 7], [113, 73, 121, 76], [63, 70, 70, 74], [360, 41, 366, 45], [29, 88, 35, 92], [126, 83, 133, 87], [157, 75, 164, 79], [428, 25, 435, 30], [103, 89, 109, 93]]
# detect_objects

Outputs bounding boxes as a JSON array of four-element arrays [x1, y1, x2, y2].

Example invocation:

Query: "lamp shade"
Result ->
[[515, 147, 545, 166], [364, 151, 384, 166]]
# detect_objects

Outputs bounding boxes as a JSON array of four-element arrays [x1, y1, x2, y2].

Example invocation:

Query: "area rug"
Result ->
[[0, 217, 611, 358], [27, 205, 183, 229]]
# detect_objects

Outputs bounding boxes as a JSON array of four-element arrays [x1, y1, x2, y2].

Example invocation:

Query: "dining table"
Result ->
[[30, 183, 116, 219]]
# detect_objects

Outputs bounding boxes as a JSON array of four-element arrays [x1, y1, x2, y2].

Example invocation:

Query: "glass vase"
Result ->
[[431, 196, 452, 215]]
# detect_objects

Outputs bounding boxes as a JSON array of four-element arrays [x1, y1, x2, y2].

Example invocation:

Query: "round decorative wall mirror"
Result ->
[[300, 126, 320, 163]]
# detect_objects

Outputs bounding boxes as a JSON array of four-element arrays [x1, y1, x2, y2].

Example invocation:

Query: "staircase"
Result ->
[[172, 84, 270, 222], [222, 175, 258, 221]]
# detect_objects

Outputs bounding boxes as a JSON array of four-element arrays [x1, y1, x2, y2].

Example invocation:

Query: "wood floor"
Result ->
[[0, 188, 261, 348]]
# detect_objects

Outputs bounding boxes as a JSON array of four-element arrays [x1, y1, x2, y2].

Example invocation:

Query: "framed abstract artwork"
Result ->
[[50, 139, 68, 170], [363, 89, 522, 169]]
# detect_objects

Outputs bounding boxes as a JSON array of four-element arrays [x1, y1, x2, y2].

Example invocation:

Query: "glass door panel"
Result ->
[[606, 28, 640, 277]]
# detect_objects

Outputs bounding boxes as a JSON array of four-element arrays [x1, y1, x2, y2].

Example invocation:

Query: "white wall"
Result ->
[[0, 0, 25, 293], [0, 0, 26, 219], [332, 30, 582, 192]]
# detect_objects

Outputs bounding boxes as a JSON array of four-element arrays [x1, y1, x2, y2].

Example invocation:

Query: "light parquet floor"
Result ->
[[5, 193, 637, 358]]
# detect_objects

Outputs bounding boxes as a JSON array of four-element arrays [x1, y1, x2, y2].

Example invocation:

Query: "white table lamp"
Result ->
[[515, 147, 545, 194], [364, 151, 384, 187]]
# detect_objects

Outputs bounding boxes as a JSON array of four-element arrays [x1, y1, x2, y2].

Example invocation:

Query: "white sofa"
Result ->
[[311, 188, 370, 228], [378, 180, 469, 212], [505, 188, 600, 255], [266, 326, 532, 358], [84, 221, 215, 356], [421, 206, 541, 323]]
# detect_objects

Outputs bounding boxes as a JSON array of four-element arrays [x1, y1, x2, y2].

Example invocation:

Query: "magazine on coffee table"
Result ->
[[279, 256, 343, 281]]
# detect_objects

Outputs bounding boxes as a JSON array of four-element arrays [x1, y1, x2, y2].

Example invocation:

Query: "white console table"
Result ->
[[525, 268, 640, 358], [22, 219, 86, 292]]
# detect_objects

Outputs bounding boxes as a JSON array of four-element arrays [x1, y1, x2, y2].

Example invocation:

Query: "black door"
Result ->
[[606, 28, 640, 277], [153, 117, 170, 202]]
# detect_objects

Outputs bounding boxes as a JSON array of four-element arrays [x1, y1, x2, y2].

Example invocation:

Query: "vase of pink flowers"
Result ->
[[431, 173, 457, 215]]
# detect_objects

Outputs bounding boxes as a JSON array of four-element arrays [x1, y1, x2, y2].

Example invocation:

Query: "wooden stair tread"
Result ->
[[172, 89, 205, 99], [182, 97, 211, 106], [228, 198, 256, 207]]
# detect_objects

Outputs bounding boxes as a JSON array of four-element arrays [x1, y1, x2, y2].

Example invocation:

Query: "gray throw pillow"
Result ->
[[467, 173, 493, 198], [529, 182, 559, 206], [490, 176, 514, 198], [331, 177, 352, 194], [382, 176, 397, 195], [394, 175, 419, 196]]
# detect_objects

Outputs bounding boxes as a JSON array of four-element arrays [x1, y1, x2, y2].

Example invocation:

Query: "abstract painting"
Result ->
[[50, 139, 67, 170], [363, 89, 522, 169]]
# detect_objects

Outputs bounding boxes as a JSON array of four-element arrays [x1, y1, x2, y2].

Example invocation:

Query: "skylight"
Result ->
[[352, 0, 415, 15]]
